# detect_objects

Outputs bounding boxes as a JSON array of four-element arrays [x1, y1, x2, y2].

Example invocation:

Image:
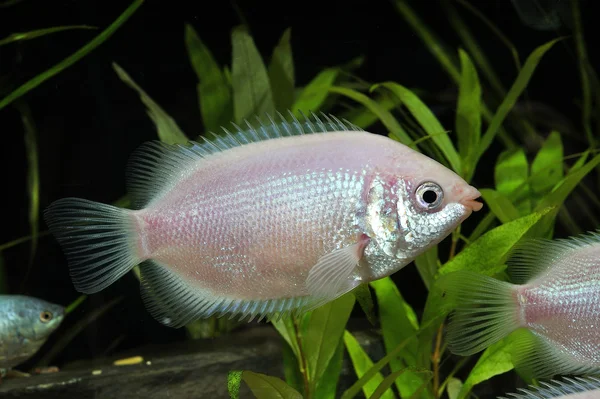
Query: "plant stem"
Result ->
[[293, 315, 311, 399], [449, 226, 461, 260], [431, 323, 444, 398]]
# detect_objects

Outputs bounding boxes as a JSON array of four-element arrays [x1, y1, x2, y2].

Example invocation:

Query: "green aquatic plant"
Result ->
[[99, 6, 598, 398], [221, 4, 597, 399], [1, 1, 599, 397], [0, 0, 144, 294]]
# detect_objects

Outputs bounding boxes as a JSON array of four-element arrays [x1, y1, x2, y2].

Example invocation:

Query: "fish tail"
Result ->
[[44, 198, 141, 294], [438, 270, 520, 356]]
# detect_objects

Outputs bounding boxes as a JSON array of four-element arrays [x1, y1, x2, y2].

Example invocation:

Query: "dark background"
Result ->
[[0, 0, 598, 369]]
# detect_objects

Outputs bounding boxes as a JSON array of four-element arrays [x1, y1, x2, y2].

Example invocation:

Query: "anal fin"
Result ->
[[511, 329, 600, 380], [139, 260, 310, 327]]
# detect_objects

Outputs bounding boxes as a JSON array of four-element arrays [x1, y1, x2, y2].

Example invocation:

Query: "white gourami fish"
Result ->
[[498, 376, 600, 399], [44, 112, 482, 328], [441, 231, 600, 379]]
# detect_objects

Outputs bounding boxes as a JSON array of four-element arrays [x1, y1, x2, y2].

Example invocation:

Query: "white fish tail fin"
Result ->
[[438, 270, 520, 356], [44, 198, 140, 294]]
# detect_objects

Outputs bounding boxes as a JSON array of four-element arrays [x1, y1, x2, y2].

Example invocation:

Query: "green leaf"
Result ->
[[392, 0, 460, 83], [371, 369, 432, 399], [414, 246, 438, 290], [271, 317, 300, 359], [112, 63, 188, 144], [341, 94, 401, 129], [438, 208, 553, 277], [0, 232, 50, 252], [0, 25, 97, 46], [315, 337, 345, 399], [457, 337, 515, 399], [531, 153, 600, 237], [392, 0, 518, 151], [370, 278, 426, 397], [0, 0, 144, 111], [455, 49, 481, 179], [0, 0, 26, 8], [352, 284, 376, 326], [328, 86, 413, 145], [494, 148, 532, 216], [446, 378, 463, 399], [468, 212, 497, 244], [268, 28, 295, 112], [342, 317, 442, 399], [64, 294, 87, 315], [343, 331, 395, 399], [280, 337, 304, 395], [479, 188, 520, 223], [292, 68, 339, 115], [530, 131, 563, 196], [224, 66, 232, 85], [535, 153, 600, 211], [303, 293, 355, 392], [494, 149, 531, 214], [444, 2, 509, 98], [476, 38, 563, 161], [570, 150, 590, 173], [241, 370, 303, 399], [495, 149, 529, 195], [228, 370, 243, 399], [184, 24, 232, 133], [231, 25, 275, 123], [16, 101, 40, 268], [372, 82, 461, 172], [271, 318, 306, 395]]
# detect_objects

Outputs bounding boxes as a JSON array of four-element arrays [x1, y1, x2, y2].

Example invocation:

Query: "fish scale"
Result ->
[[141, 165, 368, 300], [44, 111, 481, 327]]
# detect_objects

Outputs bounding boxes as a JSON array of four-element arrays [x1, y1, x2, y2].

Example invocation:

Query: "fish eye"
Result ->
[[40, 311, 53, 323], [415, 182, 444, 209]]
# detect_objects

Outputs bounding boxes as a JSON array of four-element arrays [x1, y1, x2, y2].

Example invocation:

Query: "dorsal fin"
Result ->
[[125, 110, 362, 209], [507, 230, 600, 284]]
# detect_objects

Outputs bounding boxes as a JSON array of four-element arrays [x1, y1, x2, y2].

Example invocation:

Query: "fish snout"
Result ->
[[456, 185, 483, 212]]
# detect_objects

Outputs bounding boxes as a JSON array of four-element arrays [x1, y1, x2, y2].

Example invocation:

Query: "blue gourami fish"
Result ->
[[44, 112, 482, 328], [441, 230, 600, 379], [0, 295, 64, 374], [498, 376, 600, 399]]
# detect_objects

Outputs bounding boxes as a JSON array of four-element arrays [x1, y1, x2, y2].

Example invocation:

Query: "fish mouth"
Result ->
[[459, 187, 483, 212]]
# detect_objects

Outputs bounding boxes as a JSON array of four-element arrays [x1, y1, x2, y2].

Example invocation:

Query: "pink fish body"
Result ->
[[498, 376, 600, 399], [45, 113, 482, 327], [442, 231, 600, 379]]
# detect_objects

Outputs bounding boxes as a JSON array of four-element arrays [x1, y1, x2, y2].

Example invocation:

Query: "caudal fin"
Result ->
[[438, 270, 520, 356], [44, 198, 140, 294]]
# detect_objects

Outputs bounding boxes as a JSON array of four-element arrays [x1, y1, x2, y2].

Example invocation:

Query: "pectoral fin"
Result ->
[[305, 236, 370, 305]]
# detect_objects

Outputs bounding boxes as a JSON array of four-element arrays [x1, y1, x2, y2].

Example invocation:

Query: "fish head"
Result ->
[[13, 296, 65, 341], [366, 154, 482, 268]]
